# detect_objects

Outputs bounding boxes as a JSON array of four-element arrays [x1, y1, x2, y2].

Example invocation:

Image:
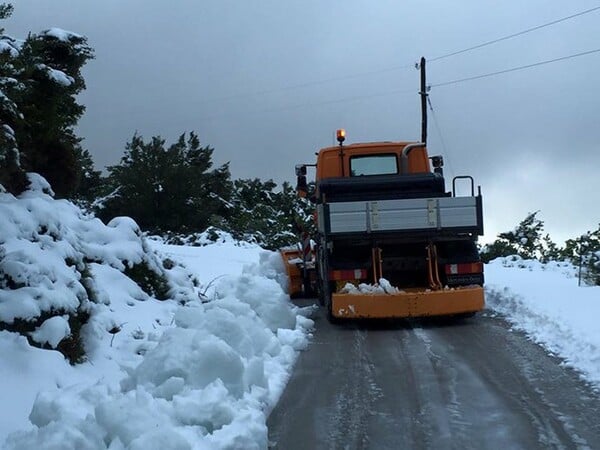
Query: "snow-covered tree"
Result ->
[[0, 3, 27, 193], [562, 226, 600, 286], [222, 179, 313, 249], [0, 3, 94, 197], [481, 211, 558, 262]]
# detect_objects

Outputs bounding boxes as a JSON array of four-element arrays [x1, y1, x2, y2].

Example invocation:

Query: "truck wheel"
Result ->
[[326, 298, 339, 324], [324, 282, 341, 324]]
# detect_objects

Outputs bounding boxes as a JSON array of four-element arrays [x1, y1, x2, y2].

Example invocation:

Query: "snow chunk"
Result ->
[[46, 68, 74, 87], [123, 329, 246, 398], [30, 316, 71, 349], [41, 28, 83, 42], [0, 37, 19, 57], [24, 173, 54, 196], [339, 278, 402, 295]]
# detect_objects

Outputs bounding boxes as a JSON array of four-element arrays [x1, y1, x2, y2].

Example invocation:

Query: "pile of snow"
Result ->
[[486, 256, 600, 388], [0, 177, 313, 449], [0, 173, 179, 326]]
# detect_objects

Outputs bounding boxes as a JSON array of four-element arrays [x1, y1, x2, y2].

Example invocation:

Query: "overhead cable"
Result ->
[[209, 63, 415, 104], [430, 48, 600, 88], [203, 5, 600, 104], [198, 86, 415, 121], [429, 5, 600, 62]]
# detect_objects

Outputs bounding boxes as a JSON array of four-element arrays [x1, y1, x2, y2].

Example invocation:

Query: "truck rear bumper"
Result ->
[[332, 286, 484, 319]]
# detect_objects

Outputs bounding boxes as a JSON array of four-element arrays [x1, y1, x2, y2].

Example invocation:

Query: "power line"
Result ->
[[198, 86, 415, 121], [429, 5, 600, 62], [198, 47, 600, 120], [207, 63, 415, 104], [427, 96, 455, 179], [202, 5, 600, 104], [431, 48, 600, 88]]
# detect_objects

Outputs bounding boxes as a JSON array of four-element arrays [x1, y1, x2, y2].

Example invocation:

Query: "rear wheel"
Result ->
[[317, 244, 341, 323]]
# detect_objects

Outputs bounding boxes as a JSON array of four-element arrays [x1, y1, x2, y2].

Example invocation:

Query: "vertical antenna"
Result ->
[[419, 56, 428, 145]]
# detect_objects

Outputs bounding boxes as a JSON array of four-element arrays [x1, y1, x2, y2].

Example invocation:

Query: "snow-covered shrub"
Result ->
[[0, 174, 185, 362]]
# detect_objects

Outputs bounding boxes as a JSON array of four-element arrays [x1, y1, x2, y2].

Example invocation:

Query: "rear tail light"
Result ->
[[329, 269, 367, 281], [445, 262, 483, 275]]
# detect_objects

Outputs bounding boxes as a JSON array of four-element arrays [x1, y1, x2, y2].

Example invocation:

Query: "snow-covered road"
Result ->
[[268, 300, 600, 449]]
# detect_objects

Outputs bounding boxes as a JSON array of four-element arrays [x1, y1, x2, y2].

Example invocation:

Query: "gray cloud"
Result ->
[[6, 0, 600, 243]]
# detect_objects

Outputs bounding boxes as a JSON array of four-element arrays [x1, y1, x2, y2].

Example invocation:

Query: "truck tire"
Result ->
[[317, 244, 340, 323]]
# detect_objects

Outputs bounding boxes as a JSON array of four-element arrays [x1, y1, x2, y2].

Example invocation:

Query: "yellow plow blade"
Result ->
[[280, 248, 303, 297], [332, 286, 484, 319]]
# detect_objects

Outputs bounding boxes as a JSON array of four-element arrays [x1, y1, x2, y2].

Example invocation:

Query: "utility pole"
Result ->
[[419, 56, 428, 145]]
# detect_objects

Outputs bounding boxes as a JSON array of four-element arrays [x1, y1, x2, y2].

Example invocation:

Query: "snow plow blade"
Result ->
[[280, 247, 304, 297], [331, 286, 484, 319]]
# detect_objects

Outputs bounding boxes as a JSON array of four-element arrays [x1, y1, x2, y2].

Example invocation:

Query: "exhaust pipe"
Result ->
[[401, 142, 426, 174]]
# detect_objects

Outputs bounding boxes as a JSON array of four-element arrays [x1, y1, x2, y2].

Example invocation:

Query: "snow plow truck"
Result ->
[[281, 58, 485, 322]]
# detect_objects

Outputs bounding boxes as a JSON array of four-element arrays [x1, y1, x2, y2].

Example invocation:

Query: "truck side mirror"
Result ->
[[295, 165, 308, 197], [430, 155, 444, 176]]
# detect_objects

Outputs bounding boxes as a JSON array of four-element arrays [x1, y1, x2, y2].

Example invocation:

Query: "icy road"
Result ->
[[268, 300, 600, 450]]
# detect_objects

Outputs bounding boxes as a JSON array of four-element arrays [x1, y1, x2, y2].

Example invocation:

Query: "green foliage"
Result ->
[[57, 308, 90, 364], [541, 234, 561, 263], [0, 3, 13, 23], [222, 179, 315, 250], [481, 211, 547, 262], [123, 260, 170, 300], [0, 308, 90, 364], [498, 211, 545, 259], [73, 146, 103, 203], [0, 11, 94, 197], [98, 132, 232, 234], [480, 239, 518, 263], [561, 227, 600, 286]]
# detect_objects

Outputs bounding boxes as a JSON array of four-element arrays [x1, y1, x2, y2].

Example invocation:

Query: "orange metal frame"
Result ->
[[331, 286, 485, 319]]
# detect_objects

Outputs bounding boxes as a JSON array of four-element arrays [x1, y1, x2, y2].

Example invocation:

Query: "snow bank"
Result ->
[[4, 245, 313, 449], [1, 177, 313, 448], [486, 256, 600, 388]]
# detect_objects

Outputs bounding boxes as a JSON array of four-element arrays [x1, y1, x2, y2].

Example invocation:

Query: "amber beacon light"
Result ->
[[336, 129, 346, 144]]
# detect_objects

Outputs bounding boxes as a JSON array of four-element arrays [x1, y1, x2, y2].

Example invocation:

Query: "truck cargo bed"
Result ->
[[317, 195, 483, 236]]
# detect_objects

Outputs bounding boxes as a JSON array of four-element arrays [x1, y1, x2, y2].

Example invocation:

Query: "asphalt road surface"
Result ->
[[267, 299, 600, 450]]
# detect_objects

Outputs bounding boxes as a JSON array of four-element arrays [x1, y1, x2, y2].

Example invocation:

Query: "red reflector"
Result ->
[[329, 269, 367, 281], [445, 262, 483, 275]]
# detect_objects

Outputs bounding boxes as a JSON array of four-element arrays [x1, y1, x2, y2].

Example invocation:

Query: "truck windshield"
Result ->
[[350, 154, 398, 176]]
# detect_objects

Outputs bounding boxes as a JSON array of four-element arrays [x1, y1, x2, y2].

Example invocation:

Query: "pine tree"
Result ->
[[15, 28, 93, 197], [481, 211, 546, 262], [0, 3, 27, 192], [222, 179, 315, 249], [73, 146, 103, 203], [98, 132, 232, 233], [562, 227, 600, 285], [0, 4, 94, 196]]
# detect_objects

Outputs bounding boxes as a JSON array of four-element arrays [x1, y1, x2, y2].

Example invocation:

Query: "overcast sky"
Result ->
[[5, 0, 600, 244]]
